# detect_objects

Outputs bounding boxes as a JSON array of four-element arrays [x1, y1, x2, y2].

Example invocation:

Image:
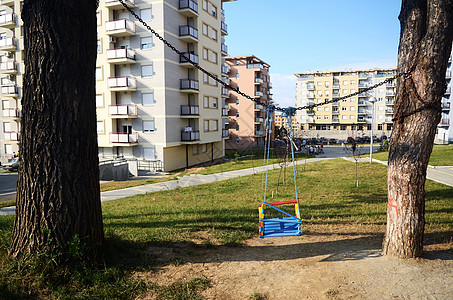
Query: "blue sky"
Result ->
[[223, 0, 402, 108]]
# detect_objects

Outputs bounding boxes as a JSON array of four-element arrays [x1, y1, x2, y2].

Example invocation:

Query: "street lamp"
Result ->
[[369, 97, 376, 163]]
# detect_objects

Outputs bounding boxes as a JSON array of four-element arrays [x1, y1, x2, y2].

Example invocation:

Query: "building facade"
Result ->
[[224, 55, 273, 150], [295, 68, 397, 140], [435, 49, 453, 144], [0, 0, 234, 171]]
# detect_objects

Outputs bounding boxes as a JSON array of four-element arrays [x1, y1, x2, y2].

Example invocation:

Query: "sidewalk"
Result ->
[[2, 155, 453, 216]]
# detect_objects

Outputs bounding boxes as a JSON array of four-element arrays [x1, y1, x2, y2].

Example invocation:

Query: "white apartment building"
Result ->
[[0, 0, 234, 171], [435, 49, 453, 143]]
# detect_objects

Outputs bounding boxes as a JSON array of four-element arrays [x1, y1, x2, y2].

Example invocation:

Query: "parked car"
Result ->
[[328, 138, 338, 144], [320, 137, 328, 144], [2, 158, 19, 171], [346, 137, 355, 144], [363, 136, 371, 143], [355, 137, 364, 144]]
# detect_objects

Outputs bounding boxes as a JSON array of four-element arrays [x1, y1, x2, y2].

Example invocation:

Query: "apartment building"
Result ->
[[295, 68, 397, 140], [435, 49, 453, 143], [224, 55, 273, 150], [0, 0, 234, 171], [274, 113, 299, 134]]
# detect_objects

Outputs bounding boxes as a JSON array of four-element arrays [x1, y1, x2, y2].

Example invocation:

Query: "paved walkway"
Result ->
[[2, 154, 453, 216]]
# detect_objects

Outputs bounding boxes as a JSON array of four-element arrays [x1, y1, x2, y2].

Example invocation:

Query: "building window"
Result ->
[[144, 146, 156, 160], [143, 120, 155, 132], [202, 23, 208, 36], [236, 124, 239, 130], [342, 107, 347, 111], [211, 97, 218, 108], [203, 73, 209, 84], [142, 65, 154, 78], [351, 80, 356, 84], [204, 96, 209, 108], [317, 81, 322, 86], [97, 39, 102, 53], [317, 116, 321, 120], [236, 73, 239, 79], [236, 138, 240, 144], [211, 4, 217, 17], [236, 99, 239, 105], [211, 120, 218, 131], [142, 92, 155, 106], [209, 27, 217, 40], [141, 8, 152, 21], [343, 80, 348, 85], [324, 116, 329, 119], [341, 125, 346, 130], [350, 115, 355, 120], [96, 94, 103, 107], [378, 124, 383, 130], [350, 98, 355, 102], [350, 107, 355, 111], [342, 89, 347, 94], [202, 0, 207, 11], [96, 121, 104, 134], [96, 12, 101, 26], [204, 120, 209, 131], [387, 124, 393, 130], [342, 115, 347, 120], [325, 82, 329, 87], [367, 124, 372, 130], [96, 67, 102, 80], [141, 37, 153, 50], [202, 144, 207, 152], [236, 112, 239, 118], [324, 107, 329, 111], [210, 51, 217, 64]]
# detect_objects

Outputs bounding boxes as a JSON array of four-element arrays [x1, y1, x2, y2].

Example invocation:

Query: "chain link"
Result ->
[[117, 0, 419, 116]]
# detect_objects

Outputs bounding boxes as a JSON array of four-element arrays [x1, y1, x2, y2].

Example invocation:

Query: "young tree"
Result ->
[[10, 0, 104, 258], [383, 0, 453, 258]]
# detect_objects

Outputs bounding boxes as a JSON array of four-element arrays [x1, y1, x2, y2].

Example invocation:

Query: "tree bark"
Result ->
[[10, 0, 104, 258], [383, 0, 453, 258]]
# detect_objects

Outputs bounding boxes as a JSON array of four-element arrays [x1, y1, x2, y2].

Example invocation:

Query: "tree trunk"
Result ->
[[383, 0, 453, 258], [10, 0, 104, 258]]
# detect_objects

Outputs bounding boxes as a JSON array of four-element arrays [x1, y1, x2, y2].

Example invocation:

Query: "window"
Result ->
[[324, 116, 329, 120], [236, 112, 239, 117], [378, 124, 383, 130], [236, 73, 239, 79], [341, 125, 346, 130], [325, 90, 330, 96], [317, 81, 322, 86], [317, 116, 321, 120], [193, 144, 199, 155], [210, 51, 217, 64], [211, 4, 217, 17], [325, 82, 330, 87], [342, 107, 347, 111], [367, 124, 372, 130], [141, 37, 153, 50], [142, 65, 153, 78], [350, 80, 356, 85], [96, 94, 103, 107], [350, 89, 356, 93], [236, 138, 240, 144], [202, 144, 207, 152], [203, 73, 208, 84], [317, 91, 322, 96], [350, 115, 355, 119], [143, 120, 155, 132], [204, 120, 209, 131], [236, 99, 239, 105], [144, 147, 156, 160], [342, 89, 347, 94], [202, 0, 207, 11], [211, 97, 218, 108], [202, 23, 208, 35], [350, 107, 355, 111], [343, 80, 348, 85], [236, 124, 239, 130], [96, 67, 102, 80], [141, 8, 152, 21], [378, 106, 384, 111], [342, 115, 347, 119], [209, 27, 217, 40], [203, 48, 208, 60], [210, 120, 218, 131], [96, 12, 101, 26], [97, 39, 102, 53], [142, 92, 155, 105], [387, 124, 393, 130], [97, 121, 104, 133], [317, 107, 321, 111], [350, 98, 355, 102]]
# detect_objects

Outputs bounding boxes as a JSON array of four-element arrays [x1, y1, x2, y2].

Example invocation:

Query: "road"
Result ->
[[0, 172, 18, 202]]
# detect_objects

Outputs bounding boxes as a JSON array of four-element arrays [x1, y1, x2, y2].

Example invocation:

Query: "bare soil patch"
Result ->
[[137, 225, 453, 299]]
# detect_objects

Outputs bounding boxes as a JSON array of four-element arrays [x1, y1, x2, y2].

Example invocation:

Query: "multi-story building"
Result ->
[[224, 55, 273, 150], [274, 113, 299, 135], [435, 49, 453, 143], [0, 0, 234, 171], [295, 68, 397, 140]]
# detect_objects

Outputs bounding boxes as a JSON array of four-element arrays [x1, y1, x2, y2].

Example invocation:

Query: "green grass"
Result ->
[[1, 158, 452, 298], [373, 144, 453, 166], [0, 200, 15, 209]]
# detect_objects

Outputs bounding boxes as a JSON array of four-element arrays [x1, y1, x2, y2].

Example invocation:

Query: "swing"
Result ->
[[259, 107, 302, 238]]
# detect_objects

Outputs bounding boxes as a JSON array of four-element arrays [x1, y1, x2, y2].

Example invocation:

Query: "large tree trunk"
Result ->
[[10, 0, 104, 258], [383, 0, 453, 258]]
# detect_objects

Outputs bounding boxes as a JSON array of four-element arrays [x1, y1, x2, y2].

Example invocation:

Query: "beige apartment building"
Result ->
[[0, 0, 234, 171], [224, 55, 273, 150], [274, 113, 299, 135], [295, 68, 396, 140]]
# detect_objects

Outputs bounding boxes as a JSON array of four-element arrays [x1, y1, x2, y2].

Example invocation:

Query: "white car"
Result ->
[[3, 158, 19, 171]]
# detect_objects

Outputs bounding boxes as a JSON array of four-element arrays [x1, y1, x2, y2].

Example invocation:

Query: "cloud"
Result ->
[[269, 73, 297, 109]]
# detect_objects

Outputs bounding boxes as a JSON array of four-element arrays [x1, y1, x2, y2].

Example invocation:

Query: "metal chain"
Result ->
[[117, 0, 417, 115]]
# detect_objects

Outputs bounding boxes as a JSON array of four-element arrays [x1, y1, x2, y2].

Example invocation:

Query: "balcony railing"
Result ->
[[106, 48, 136, 61], [4, 131, 19, 141], [221, 21, 228, 34], [385, 110, 394, 114], [386, 100, 394, 105], [221, 64, 229, 75], [2, 108, 19, 118], [107, 76, 137, 89], [307, 110, 315, 115], [254, 130, 264, 136], [0, 61, 16, 72], [254, 91, 263, 97], [222, 87, 230, 97], [358, 83, 368, 88], [179, 25, 198, 39], [247, 63, 264, 69], [307, 83, 315, 90], [254, 77, 264, 84], [332, 101, 339, 106], [106, 19, 136, 34], [105, 0, 135, 8], [179, 0, 198, 13], [358, 101, 367, 105], [108, 104, 138, 116], [222, 129, 229, 138], [181, 130, 200, 141], [255, 117, 264, 123], [0, 37, 15, 49], [221, 43, 228, 54], [332, 92, 340, 97], [110, 132, 138, 144], [180, 79, 199, 90], [386, 91, 395, 96], [1, 85, 17, 95], [332, 118, 339, 123], [442, 102, 451, 109], [254, 103, 264, 110], [222, 107, 229, 116], [332, 84, 340, 89], [440, 119, 450, 125], [0, 13, 15, 26], [180, 52, 199, 64], [180, 105, 199, 115]]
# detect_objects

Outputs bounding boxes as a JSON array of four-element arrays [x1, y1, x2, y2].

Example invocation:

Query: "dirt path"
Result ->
[[139, 227, 453, 299]]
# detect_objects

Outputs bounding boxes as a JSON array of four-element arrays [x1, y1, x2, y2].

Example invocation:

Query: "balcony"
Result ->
[[221, 43, 228, 55], [109, 132, 138, 145], [254, 117, 264, 123], [385, 109, 394, 114], [332, 84, 340, 89], [105, 0, 135, 9], [254, 103, 264, 110], [332, 111, 339, 115], [0, 13, 15, 28], [4, 131, 19, 141], [332, 101, 339, 106], [268, 82, 272, 89], [358, 83, 368, 88], [179, 25, 198, 42], [307, 83, 315, 90], [1, 85, 18, 97], [254, 77, 264, 84], [221, 21, 228, 35], [221, 64, 229, 75], [358, 92, 370, 97], [105, 19, 136, 37], [357, 117, 366, 123], [441, 102, 451, 109], [2, 108, 19, 118], [386, 100, 394, 105], [358, 101, 367, 106], [386, 91, 395, 96], [0, 61, 16, 74], [247, 63, 264, 69], [108, 104, 138, 118], [181, 130, 200, 142], [254, 130, 264, 137], [307, 93, 315, 99], [179, 52, 199, 67], [439, 119, 450, 126], [332, 92, 340, 97], [222, 87, 230, 97], [307, 110, 315, 115], [180, 79, 199, 92], [180, 105, 199, 116], [386, 82, 395, 87], [358, 110, 367, 114], [254, 91, 263, 97], [446, 71, 452, 79], [107, 76, 137, 91], [222, 129, 229, 138], [0, 37, 16, 51], [106, 48, 136, 64], [445, 87, 451, 94], [359, 73, 369, 78], [332, 118, 339, 123], [222, 106, 229, 116], [179, 0, 198, 17]]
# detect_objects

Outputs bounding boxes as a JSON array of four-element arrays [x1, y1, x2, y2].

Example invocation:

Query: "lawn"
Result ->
[[1, 158, 452, 298], [372, 144, 453, 166]]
